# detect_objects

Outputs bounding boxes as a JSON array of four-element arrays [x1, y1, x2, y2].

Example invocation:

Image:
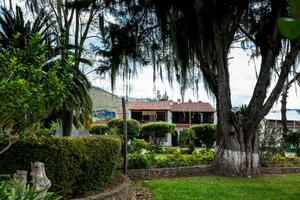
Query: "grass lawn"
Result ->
[[144, 174, 300, 200]]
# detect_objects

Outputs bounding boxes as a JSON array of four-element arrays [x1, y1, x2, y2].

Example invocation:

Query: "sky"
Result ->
[[90, 47, 300, 110]]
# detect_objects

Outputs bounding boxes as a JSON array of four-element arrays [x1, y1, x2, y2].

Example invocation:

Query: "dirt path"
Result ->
[[128, 182, 153, 200]]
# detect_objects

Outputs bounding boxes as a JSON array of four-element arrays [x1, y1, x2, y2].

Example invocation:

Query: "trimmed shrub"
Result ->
[[179, 129, 196, 146], [161, 147, 179, 154], [89, 124, 109, 135], [107, 118, 140, 140], [192, 149, 215, 161], [128, 154, 150, 169], [0, 135, 121, 197], [190, 124, 216, 148], [179, 129, 196, 153], [130, 139, 150, 154], [140, 122, 175, 147]]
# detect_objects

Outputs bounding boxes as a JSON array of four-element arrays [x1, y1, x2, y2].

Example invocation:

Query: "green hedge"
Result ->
[[190, 124, 216, 148], [107, 118, 140, 140], [89, 124, 109, 135], [0, 135, 121, 197], [140, 122, 175, 147]]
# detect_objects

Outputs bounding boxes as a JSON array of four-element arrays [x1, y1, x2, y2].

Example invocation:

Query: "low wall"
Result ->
[[128, 165, 211, 180], [261, 167, 300, 174], [71, 177, 130, 200], [128, 166, 300, 180]]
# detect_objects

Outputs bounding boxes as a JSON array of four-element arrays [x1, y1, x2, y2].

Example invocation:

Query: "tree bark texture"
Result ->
[[61, 109, 73, 137], [210, 20, 261, 176], [281, 82, 289, 146], [212, 115, 260, 176]]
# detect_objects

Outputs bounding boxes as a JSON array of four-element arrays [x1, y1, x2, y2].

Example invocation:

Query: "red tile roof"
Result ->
[[129, 101, 215, 112], [129, 101, 171, 110], [171, 102, 215, 112]]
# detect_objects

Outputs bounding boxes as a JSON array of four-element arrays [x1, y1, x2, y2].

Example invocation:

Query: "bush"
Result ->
[[128, 154, 150, 169], [89, 124, 109, 135], [107, 118, 140, 140], [140, 122, 175, 147], [190, 124, 216, 148], [180, 148, 191, 154], [179, 129, 196, 146], [179, 129, 196, 153], [154, 149, 214, 168], [287, 131, 300, 155], [130, 139, 150, 154], [0, 135, 121, 197], [161, 147, 179, 154], [192, 149, 215, 161], [260, 153, 300, 167]]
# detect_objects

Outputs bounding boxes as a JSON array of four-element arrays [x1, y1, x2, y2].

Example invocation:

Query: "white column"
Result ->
[[128, 110, 131, 119], [167, 111, 172, 123]]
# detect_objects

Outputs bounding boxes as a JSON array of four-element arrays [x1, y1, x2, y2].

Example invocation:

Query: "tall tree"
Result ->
[[280, 73, 300, 146], [23, 0, 104, 136], [99, 0, 300, 176]]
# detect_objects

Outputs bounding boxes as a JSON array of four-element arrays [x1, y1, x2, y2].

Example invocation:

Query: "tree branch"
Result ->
[[260, 39, 300, 121], [288, 72, 300, 87], [238, 25, 257, 46], [0, 137, 16, 155], [247, 10, 280, 122]]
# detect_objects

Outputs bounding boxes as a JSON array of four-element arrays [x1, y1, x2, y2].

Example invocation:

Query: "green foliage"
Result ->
[[260, 122, 284, 156], [0, 6, 49, 50], [35, 122, 59, 137], [278, 0, 300, 40], [0, 178, 61, 200], [0, 135, 121, 197], [260, 154, 300, 167], [278, 18, 300, 40], [179, 129, 196, 153], [287, 131, 300, 156], [128, 154, 151, 169], [0, 33, 68, 135], [89, 124, 109, 135], [180, 148, 192, 155], [190, 124, 216, 149], [192, 149, 215, 161], [160, 147, 179, 154], [154, 149, 214, 168], [128, 148, 214, 169], [107, 118, 140, 140], [239, 104, 248, 116], [140, 122, 175, 147], [130, 139, 150, 154]]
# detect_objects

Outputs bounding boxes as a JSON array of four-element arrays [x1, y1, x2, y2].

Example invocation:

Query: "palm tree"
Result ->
[[0, 6, 49, 50], [58, 64, 92, 136], [23, 0, 103, 136]]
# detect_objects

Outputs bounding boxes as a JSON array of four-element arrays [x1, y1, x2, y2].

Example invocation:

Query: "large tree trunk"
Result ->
[[212, 117, 260, 176], [211, 25, 261, 176]]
